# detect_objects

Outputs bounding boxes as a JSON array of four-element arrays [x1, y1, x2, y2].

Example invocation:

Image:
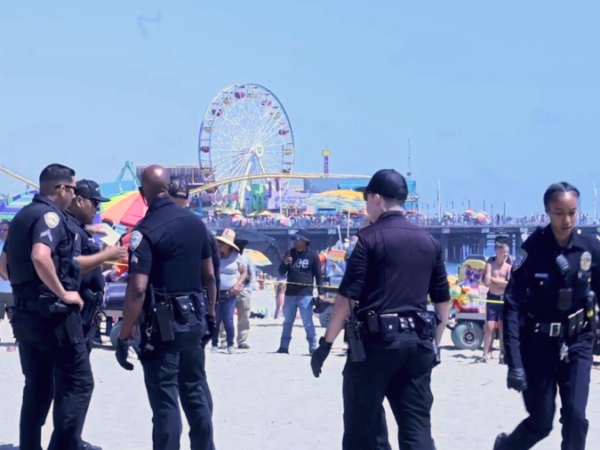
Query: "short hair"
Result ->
[[543, 182, 580, 208], [495, 236, 510, 247], [382, 196, 404, 208], [0, 219, 10, 226], [39, 164, 75, 195]]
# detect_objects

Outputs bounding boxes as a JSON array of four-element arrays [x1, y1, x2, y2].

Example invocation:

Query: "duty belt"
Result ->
[[528, 308, 587, 339], [15, 298, 39, 313]]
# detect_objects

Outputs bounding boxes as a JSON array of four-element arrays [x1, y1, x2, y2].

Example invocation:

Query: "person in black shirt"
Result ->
[[276, 229, 324, 355], [115, 165, 217, 450], [65, 179, 127, 450], [68, 180, 127, 351], [0, 164, 94, 450], [494, 182, 600, 450], [310, 169, 450, 450]]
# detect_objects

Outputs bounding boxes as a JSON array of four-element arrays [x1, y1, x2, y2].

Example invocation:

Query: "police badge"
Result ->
[[580, 251, 592, 272], [512, 249, 527, 271]]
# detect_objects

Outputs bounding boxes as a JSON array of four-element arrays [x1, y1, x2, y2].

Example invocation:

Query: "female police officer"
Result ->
[[495, 182, 600, 450]]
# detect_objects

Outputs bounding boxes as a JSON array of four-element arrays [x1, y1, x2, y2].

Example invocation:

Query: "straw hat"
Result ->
[[215, 228, 240, 251]]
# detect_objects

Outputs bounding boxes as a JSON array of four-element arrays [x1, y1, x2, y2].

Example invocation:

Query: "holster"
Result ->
[[80, 289, 103, 326], [414, 310, 441, 341], [54, 310, 84, 347], [345, 319, 366, 362]]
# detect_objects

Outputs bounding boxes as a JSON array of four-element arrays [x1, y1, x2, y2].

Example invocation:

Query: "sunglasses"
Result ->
[[0, 229, 7, 233], [56, 184, 77, 192], [362, 191, 371, 201]]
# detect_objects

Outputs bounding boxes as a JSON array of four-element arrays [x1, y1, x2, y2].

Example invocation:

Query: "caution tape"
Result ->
[[107, 261, 506, 305]]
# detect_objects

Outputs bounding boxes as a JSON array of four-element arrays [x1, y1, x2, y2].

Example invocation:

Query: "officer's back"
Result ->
[[311, 169, 450, 450], [354, 212, 445, 317], [135, 202, 206, 294]]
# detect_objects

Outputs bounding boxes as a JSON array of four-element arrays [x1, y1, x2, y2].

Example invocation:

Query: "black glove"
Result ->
[[116, 338, 134, 371], [202, 314, 216, 345], [311, 337, 332, 378], [507, 367, 527, 392]]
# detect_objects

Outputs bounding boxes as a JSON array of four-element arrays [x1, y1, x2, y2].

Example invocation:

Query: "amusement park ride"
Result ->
[[1, 82, 418, 211]]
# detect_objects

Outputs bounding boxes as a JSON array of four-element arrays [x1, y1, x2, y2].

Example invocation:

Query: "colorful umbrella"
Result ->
[[101, 191, 147, 227], [244, 249, 272, 267], [0, 190, 38, 221], [327, 248, 346, 263], [305, 189, 365, 211]]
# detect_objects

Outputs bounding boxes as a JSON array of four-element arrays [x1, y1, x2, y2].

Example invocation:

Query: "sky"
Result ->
[[1, 0, 599, 217]]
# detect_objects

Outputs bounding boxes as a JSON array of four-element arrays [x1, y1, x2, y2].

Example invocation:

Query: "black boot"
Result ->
[[493, 433, 508, 450]]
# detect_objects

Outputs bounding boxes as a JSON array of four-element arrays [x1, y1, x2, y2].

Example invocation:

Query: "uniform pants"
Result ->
[[141, 327, 214, 450], [11, 310, 94, 450], [342, 334, 437, 450], [503, 330, 593, 450], [218, 290, 251, 346]]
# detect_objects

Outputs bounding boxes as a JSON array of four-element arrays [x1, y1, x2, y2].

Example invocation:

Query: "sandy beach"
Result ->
[[1, 288, 599, 450]]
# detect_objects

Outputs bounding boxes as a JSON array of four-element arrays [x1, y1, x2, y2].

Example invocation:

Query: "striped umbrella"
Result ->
[[0, 190, 38, 221], [101, 191, 147, 227]]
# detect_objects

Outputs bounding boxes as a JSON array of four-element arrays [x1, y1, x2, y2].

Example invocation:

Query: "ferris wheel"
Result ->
[[198, 83, 295, 205]]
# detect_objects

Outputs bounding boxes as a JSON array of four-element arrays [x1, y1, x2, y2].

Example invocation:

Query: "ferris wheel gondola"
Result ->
[[198, 83, 295, 206]]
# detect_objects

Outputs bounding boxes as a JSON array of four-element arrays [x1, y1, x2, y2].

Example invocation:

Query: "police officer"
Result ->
[[310, 169, 450, 450], [169, 174, 217, 416], [68, 180, 127, 352], [495, 182, 600, 450], [116, 165, 217, 450], [0, 164, 93, 450]]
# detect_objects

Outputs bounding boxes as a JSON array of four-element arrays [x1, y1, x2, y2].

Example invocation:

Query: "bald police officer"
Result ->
[[116, 166, 217, 450], [311, 169, 450, 450], [0, 164, 93, 450]]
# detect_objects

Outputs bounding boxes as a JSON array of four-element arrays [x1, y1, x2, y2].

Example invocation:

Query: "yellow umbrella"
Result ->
[[244, 249, 272, 267], [221, 209, 243, 215], [258, 210, 273, 216]]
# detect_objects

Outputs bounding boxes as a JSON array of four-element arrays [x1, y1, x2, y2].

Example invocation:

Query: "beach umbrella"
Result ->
[[0, 190, 38, 221], [101, 191, 147, 227], [257, 210, 273, 216], [327, 248, 346, 263], [305, 190, 365, 211], [243, 249, 272, 267]]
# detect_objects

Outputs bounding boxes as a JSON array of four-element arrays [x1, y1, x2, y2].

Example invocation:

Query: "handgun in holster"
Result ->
[[80, 289, 103, 326], [150, 288, 175, 342], [345, 319, 366, 363]]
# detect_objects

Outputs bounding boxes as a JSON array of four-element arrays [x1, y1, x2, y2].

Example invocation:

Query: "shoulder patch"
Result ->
[[44, 212, 60, 229], [512, 249, 527, 271], [129, 231, 143, 251]]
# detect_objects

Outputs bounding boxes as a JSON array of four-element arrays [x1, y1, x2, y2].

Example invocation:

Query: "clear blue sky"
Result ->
[[1, 0, 599, 216]]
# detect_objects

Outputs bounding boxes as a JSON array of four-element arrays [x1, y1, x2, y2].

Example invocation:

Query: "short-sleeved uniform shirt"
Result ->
[[503, 226, 600, 368], [67, 212, 105, 294], [128, 197, 212, 297], [339, 211, 450, 317], [3, 195, 81, 299]]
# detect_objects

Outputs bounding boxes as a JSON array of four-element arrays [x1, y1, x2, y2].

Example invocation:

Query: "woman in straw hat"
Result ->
[[212, 228, 247, 354]]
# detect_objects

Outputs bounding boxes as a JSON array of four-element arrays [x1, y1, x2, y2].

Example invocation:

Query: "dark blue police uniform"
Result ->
[[4, 194, 93, 450], [499, 226, 600, 450], [128, 197, 214, 450], [67, 212, 105, 352], [337, 211, 449, 450]]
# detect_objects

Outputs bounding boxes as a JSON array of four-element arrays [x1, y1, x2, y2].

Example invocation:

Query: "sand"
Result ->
[[1, 289, 599, 450]]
